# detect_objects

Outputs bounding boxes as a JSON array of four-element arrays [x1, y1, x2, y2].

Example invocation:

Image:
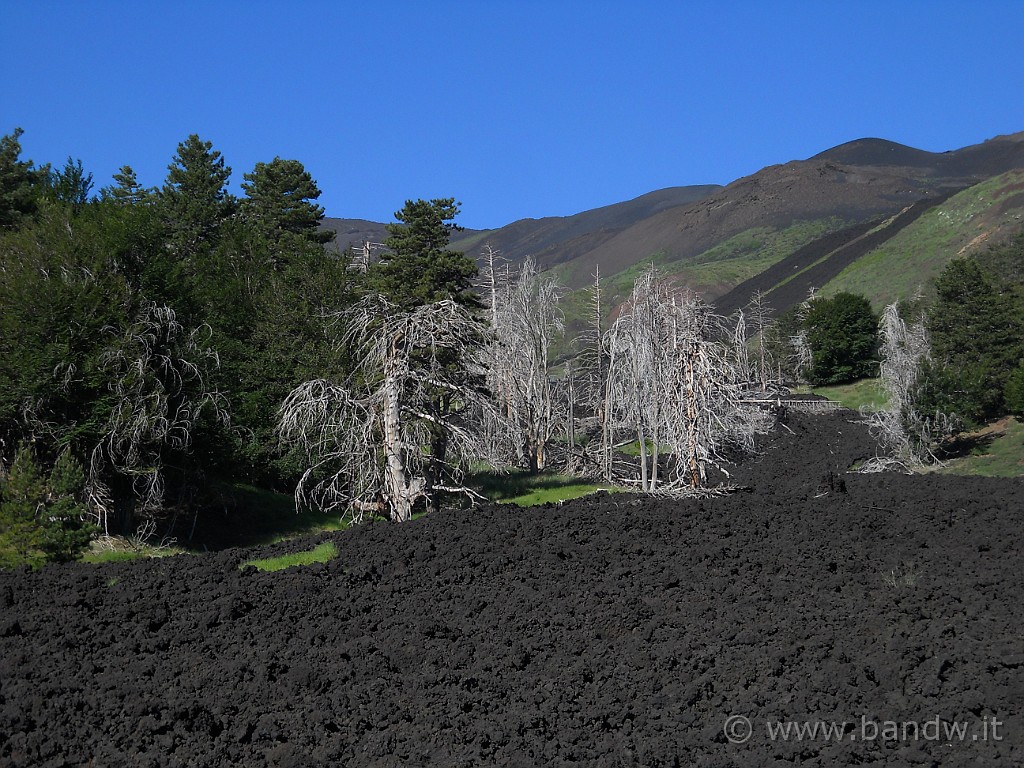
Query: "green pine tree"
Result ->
[[48, 156, 94, 209], [804, 292, 879, 385], [101, 165, 152, 206], [240, 157, 333, 252], [39, 450, 94, 563], [370, 198, 479, 309], [159, 134, 234, 259], [0, 128, 47, 229], [926, 258, 1024, 421], [1004, 360, 1024, 418], [0, 444, 49, 569]]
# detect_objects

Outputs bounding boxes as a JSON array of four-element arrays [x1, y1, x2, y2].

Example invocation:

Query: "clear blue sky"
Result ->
[[3, 1, 1023, 230]]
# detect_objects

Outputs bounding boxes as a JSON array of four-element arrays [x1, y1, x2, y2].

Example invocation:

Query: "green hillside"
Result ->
[[657, 217, 849, 295], [564, 217, 845, 306], [822, 169, 1024, 306]]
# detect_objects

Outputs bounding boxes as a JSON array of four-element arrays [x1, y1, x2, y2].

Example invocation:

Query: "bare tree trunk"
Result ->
[[382, 366, 412, 522]]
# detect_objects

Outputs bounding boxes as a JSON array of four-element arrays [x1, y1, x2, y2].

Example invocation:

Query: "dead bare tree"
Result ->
[[478, 245, 511, 463], [88, 303, 228, 535], [730, 309, 752, 385], [603, 266, 770, 492], [862, 300, 957, 471], [789, 288, 817, 383], [571, 267, 613, 479], [485, 256, 563, 472], [746, 290, 778, 391], [278, 296, 494, 523]]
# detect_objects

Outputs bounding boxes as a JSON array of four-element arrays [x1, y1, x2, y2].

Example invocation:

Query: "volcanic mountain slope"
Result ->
[[714, 163, 1024, 317], [320, 217, 391, 254], [319, 132, 1024, 318], [320, 185, 721, 261], [552, 133, 1024, 291], [821, 167, 1024, 307], [446, 185, 722, 269], [712, 188, 963, 318]]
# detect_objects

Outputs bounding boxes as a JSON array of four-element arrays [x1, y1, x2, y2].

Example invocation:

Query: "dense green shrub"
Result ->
[[804, 292, 879, 385]]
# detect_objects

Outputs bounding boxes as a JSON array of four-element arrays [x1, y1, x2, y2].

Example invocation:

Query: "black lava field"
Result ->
[[1, 412, 1022, 766]]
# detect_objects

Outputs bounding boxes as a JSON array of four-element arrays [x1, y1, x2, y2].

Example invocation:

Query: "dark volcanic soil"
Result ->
[[2, 413, 1022, 767]]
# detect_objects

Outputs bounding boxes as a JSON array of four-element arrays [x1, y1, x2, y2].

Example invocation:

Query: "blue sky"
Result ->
[[3, 1, 1023, 229]]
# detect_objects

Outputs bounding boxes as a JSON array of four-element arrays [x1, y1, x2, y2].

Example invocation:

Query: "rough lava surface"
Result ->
[[1, 412, 1022, 766]]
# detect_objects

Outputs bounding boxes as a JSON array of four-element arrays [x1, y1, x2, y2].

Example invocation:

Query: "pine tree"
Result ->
[[0, 445, 94, 568], [0, 444, 49, 569], [804, 292, 879, 385], [925, 258, 1023, 421], [102, 165, 151, 205], [370, 198, 478, 309], [0, 128, 46, 229], [240, 157, 332, 249], [48, 156, 93, 209], [39, 450, 94, 563], [159, 134, 234, 258]]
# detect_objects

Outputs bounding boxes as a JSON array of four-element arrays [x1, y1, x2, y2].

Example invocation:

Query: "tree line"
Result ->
[[2, 125, 1022, 567], [0, 128, 478, 566]]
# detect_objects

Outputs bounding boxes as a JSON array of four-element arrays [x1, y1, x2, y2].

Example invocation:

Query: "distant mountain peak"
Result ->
[[810, 138, 938, 168]]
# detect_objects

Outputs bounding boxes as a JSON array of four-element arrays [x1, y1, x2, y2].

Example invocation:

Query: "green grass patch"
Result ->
[[79, 483, 349, 565], [81, 541, 188, 564], [241, 541, 338, 572], [937, 417, 1024, 477], [618, 440, 672, 457], [795, 378, 888, 412], [688, 218, 849, 269], [82, 549, 147, 564], [469, 469, 618, 506]]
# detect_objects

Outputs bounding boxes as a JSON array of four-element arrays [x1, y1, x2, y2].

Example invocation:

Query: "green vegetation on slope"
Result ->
[[824, 170, 1024, 306], [554, 218, 849, 354], [687, 217, 849, 269], [936, 417, 1024, 478], [241, 541, 338, 572], [795, 378, 888, 412], [626, 217, 849, 298]]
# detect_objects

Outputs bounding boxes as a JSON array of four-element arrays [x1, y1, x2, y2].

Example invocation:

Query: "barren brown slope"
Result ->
[[813, 132, 1024, 178], [554, 133, 1024, 288], [318, 187, 719, 262], [317, 133, 1024, 292], [447, 185, 720, 266], [318, 218, 392, 253]]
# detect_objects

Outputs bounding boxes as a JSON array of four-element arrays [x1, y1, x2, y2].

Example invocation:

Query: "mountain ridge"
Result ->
[[320, 131, 1024, 316]]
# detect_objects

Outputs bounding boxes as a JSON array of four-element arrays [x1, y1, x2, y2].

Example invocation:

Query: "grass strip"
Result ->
[[241, 541, 338, 572]]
